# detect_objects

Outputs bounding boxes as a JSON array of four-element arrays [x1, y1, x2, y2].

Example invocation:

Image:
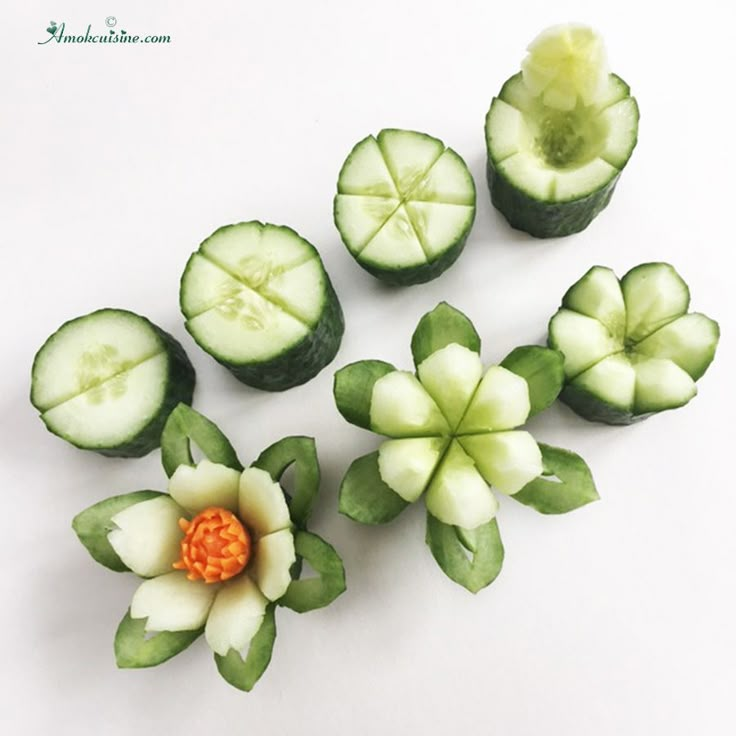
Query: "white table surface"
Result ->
[[3, 1, 735, 734]]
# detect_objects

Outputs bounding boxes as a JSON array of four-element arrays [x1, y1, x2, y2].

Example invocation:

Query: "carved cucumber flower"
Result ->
[[335, 303, 598, 592], [73, 405, 345, 691]]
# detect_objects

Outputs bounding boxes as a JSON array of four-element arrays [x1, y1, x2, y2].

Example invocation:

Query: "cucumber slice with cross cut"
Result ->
[[485, 24, 639, 238], [30, 309, 195, 457], [549, 263, 719, 424], [180, 222, 344, 391], [334, 129, 476, 285]]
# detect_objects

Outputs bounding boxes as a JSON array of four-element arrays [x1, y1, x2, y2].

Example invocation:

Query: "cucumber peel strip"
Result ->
[[512, 444, 598, 514], [115, 609, 203, 668], [160, 403, 242, 476], [425, 514, 504, 593], [339, 451, 409, 524], [334, 360, 396, 429], [279, 531, 346, 613], [500, 345, 565, 417], [253, 436, 320, 529], [214, 605, 277, 692], [411, 301, 481, 366], [72, 490, 165, 572]]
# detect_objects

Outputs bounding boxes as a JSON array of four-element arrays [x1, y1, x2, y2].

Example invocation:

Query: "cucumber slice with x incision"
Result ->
[[30, 309, 195, 457], [485, 24, 639, 238], [549, 263, 719, 424], [180, 222, 344, 391], [334, 129, 476, 285]]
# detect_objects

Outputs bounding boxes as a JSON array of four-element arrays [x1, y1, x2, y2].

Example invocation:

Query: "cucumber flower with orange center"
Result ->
[[106, 460, 296, 657]]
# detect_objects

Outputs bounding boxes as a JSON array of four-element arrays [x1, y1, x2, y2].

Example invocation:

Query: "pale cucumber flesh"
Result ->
[[552, 263, 718, 420], [335, 129, 475, 277], [181, 222, 339, 373], [31, 308, 195, 455]]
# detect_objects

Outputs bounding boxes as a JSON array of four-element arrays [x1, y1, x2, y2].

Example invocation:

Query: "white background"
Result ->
[[3, 1, 735, 734]]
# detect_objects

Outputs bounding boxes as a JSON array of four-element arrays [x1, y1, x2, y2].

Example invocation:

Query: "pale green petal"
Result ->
[[204, 575, 268, 656], [168, 460, 240, 513], [108, 496, 184, 577], [130, 571, 217, 632]]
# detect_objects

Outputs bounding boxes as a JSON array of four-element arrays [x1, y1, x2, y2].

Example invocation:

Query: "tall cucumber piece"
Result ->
[[180, 222, 344, 391], [334, 129, 476, 285], [549, 263, 719, 424], [31, 309, 195, 457], [485, 24, 639, 238]]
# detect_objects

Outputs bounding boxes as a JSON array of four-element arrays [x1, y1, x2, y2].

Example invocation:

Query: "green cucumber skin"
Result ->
[[36, 317, 196, 458], [345, 210, 475, 287], [486, 159, 619, 239], [207, 278, 345, 391], [559, 383, 652, 426]]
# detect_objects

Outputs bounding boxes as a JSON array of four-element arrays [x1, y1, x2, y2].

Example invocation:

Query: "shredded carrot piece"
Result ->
[[173, 507, 251, 583]]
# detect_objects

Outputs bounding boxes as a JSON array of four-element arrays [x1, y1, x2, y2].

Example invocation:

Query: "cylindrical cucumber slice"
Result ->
[[334, 129, 476, 285], [30, 308, 195, 457], [180, 222, 344, 391], [549, 263, 719, 424], [485, 24, 639, 238]]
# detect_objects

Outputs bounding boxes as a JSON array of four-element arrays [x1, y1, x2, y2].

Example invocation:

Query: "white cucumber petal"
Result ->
[[259, 257, 326, 327], [633, 357, 697, 413], [598, 97, 639, 169], [486, 99, 528, 163], [405, 202, 474, 260], [595, 74, 631, 110], [334, 195, 399, 254], [32, 310, 163, 411], [238, 467, 291, 538], [572, 354, 636, 411], [337, 136, 399, 197], [458, 366, 530, 433], [370, 371, 449, 437], [42, 353, 168, 448], [130, 571, 217, 633], [553, 158, 617, 201], [107, 496, 184, 578], [562, 266, 626, 340], [168, 460, 241, 514], [377, 437, 447, 502], [498, 74, 536, 112], [186, 288, 309, 363], [459, 431, 543, 495], [417, 343, 483, 429], [497, 152, 555, 200], [622, 263, 690, 343], [204, 575, 268, 656], [409, 149, 475, 205], [254, 528, 296, 601], [180, 254, 244, 318], [549, 309, 621, 378], [425, 442, 498, 529], [359, 206, 427, 268], [376, 129, 445, 197], [635, 313, 719, 380]]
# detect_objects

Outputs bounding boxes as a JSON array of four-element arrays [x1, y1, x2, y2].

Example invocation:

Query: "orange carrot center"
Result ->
[[173, 507, 251, 584]]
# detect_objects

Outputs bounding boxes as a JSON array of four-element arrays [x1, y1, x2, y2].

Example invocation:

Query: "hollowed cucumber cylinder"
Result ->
[[485, 24, 639, 238], [180, 222, 344, 391]]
